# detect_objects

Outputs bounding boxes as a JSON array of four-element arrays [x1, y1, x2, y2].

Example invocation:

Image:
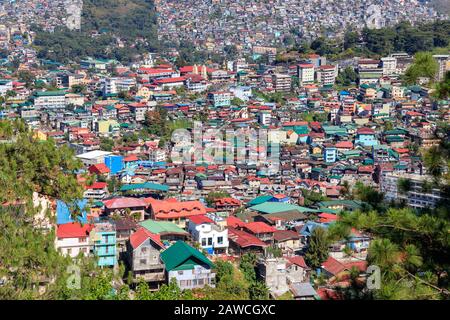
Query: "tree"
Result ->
[[205, 191, 230, 207], [305, 227, 329, 269], [239, 253, 257, 283], [404, 52, 439, 84], [248, 281, 269, 300], [433, 71, 450, 99], [397, 178, 413, 194]]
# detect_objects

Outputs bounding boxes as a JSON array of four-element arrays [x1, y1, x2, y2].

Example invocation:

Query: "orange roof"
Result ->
[[130, 227, 164, 249], [149, 199, 207, 219]]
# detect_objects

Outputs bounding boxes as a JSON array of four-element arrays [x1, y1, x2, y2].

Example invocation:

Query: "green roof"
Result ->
[[34, 90, 66, 97], [317, 200, 364, 210], [248, 195, 273, 206], [120, 182, 169, 192], [249, 202, 318, 214], [139, 220, 188, 235], [160, 241, 213, 271]]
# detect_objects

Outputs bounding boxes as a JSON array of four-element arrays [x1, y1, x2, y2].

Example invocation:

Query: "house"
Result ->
[[83, 182, 109, 200], [355, 127, 378, 147], [227, 227, 268, 256], [273, 230, 301, 253], [243, 222, 277, 244], [290, 282, 317, 300], [139, 219, 189, 243], [147, 198, 207, 228], [103, 197, 148, 221], [187, 214, 228, 254], [127, 227, 166, 288], [91, 220, 117, 267], [160, 241, 215, 290], [55, 222, 93, 258]]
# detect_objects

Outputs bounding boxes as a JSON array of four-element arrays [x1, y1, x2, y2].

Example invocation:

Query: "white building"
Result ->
[[380, 172, 444, 209], [187, 215, 229, 255], [316, 65, 337, 86], [433, 54, 449, 81], [76, 150, 112, 166], [0, 79, 13, 96], [229, 86, 252, 102], [149, 148, 166, 162], [381, 57, 397, 76], [55, 223, 93, 258], [33, 91, 67, 109], [297, 63, 315, 85]]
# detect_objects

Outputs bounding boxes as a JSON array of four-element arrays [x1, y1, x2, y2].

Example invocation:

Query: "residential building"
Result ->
[[187, 214, 229, 254], [380, 172, 444, 209], [127, 227, 166, 287], [91, 220, 117, 267], [272, 73, 291, 93], [160, 241, 215, 290], [55, 222, 93, 258]]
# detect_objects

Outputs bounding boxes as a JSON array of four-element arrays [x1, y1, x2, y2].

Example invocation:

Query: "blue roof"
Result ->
[[56, 199, 88, 224], [299, 221, 328, 237]]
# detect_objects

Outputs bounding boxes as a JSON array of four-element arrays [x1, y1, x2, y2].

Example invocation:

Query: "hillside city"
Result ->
[[0, 0, 449, 301]]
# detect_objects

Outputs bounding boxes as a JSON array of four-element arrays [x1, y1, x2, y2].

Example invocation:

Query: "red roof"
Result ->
[[228, 227, 268, 248], [148, 199, 207, 219], [88, 163, 110, 175], [227, 216, 246, 228], [103, 197, 147, 209], [56, 223, 93, 239], [335, 141, 353, 149], [285, 255, 309, 269], [316, 288, 343, 300], [188, 214, 214, 225], [85, 182, 107, 190], [155, 76, 186, 84], [130, 227, 164, 249], [322, 256, 346, 276], [244, 222, 277, 234], [214, 197, 242, 207], [124, 154, 139, 162], [357, 127, 375, 135]]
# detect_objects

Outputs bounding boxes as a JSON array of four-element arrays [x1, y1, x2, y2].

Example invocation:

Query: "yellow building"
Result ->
[[96, 120, 119, 134]]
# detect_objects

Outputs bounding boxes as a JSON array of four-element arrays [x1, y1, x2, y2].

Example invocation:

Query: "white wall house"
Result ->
[[55, 223, 93, 258], [187, 215, 229, 255]]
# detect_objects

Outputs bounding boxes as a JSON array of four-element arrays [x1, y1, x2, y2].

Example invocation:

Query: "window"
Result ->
[[140, 259, 147, 265], [67, 248, 72, 255], [142, 247, 147, 253], [201, 238, 206, 246], [178, 270, 184, 275], [208, 238, 212, 246], [217, 237, 223, 245], [79, 237, 86, 243]]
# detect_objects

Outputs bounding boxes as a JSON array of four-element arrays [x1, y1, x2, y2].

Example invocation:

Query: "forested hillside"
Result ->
[[33, 0, 159, 64]]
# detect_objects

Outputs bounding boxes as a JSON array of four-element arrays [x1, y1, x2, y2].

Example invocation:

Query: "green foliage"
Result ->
[[336, 67, 358, 87], [249, 281, 269, 300], [336, 207, 450, 299], [434, 71, 450, 99], [0, 120, 84, 206], [100, 137, 115, 151], [353, 182, 384, 211], [33, 0, 159, 63], [205, 191, 230, 207], [239, 253, 257, 283], [404, 52, 439, 84], [304, 227, 330, 269], [397, 178, 413, 194]]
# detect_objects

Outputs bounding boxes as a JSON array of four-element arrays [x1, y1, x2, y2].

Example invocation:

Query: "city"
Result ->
[[0, 0, 449, 303]]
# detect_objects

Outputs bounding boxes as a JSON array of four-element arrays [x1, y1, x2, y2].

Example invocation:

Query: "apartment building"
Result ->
[[297, 63, 315, 86], [380, 172, 444, 209], [272, 73, 292, 93]]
